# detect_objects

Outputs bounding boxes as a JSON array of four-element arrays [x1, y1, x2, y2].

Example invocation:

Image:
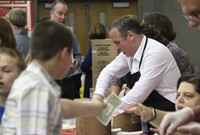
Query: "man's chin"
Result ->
[[58, 21, 66, 25], [123, 52, 128, 57]]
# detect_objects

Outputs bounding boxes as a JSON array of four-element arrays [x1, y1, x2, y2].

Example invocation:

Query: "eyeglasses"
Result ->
[[183, 10, 200, 22]]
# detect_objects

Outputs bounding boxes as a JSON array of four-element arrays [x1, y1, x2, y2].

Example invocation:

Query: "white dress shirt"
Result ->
[[94, 35, 181, 114]]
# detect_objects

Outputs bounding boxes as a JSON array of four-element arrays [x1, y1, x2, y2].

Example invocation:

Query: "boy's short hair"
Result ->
[[8, 8, 27, 28], [31, 20, 73, 61], [0, 47, 26, 71]]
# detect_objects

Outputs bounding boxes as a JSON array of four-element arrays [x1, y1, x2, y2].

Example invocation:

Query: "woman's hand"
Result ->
[[125, 103, 152, 122]]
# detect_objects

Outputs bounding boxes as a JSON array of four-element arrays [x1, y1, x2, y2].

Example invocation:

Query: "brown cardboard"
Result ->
[[75, 99, 111, 135], [91, 39, 118, 87], [112, 113, 141, 132], [76, 116, 111, 135]]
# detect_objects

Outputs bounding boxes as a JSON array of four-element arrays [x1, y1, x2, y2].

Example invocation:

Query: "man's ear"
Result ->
[[127, 30, 135, 40], [127, 30, 136, 41], [50, 9, 53, 16]]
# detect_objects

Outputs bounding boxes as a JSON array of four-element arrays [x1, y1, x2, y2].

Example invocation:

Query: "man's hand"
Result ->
[[159, 107, 194, 135], [90, 94, 106, 115]]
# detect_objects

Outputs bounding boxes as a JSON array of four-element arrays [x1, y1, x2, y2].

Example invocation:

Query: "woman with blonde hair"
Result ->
[[80, 23, 107, 98]]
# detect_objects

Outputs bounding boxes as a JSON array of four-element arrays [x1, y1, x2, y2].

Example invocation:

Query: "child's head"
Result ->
[[176, 74, 200, 110], [0, 47, 25, 96], [31, 20, 73, 79]]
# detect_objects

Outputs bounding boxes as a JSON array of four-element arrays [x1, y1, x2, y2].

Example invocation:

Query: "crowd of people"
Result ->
[[0, 0, 200, 134]]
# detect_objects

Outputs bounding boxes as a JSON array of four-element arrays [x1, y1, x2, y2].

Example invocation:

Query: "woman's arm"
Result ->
[[125, 103, 168, 128]]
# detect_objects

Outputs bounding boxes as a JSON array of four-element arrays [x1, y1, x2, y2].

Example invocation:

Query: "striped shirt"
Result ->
[[0, 62, 63, 135]]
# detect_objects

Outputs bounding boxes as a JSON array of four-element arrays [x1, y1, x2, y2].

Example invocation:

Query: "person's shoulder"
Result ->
[[148, 38, 165, 46], [10, 70, 52, 100], [169, 41, 180, 48], [147, 38, 168, 51], [13, 70, 43, 89], [66, 26, 73, 32]]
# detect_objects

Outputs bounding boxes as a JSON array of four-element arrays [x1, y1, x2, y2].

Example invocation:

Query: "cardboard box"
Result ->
[[92, 39, 118, 87], [112, 113, 141, 132]]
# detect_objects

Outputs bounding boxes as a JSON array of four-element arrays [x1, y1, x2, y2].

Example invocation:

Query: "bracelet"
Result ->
[[147, 107, 157, 123], [92, 94, 104, 100]]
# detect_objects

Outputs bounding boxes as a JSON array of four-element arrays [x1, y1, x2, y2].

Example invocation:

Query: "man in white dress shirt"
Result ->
[[91, 15, 181, 134]]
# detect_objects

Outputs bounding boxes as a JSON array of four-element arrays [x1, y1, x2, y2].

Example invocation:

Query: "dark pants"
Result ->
[[56, 73, 81, 99], [71, 73, 82, 98]]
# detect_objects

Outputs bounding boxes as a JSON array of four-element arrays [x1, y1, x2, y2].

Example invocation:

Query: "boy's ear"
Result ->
[[60, 47, 68, 61]]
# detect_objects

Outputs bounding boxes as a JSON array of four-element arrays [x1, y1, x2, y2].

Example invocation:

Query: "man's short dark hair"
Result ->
[[31, 20, 73, 61], [109, 15, 142, 39], [8, 8, 27, 28]]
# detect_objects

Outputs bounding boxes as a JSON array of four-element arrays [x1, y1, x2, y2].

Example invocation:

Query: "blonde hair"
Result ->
[[1, 47, 26, 71]]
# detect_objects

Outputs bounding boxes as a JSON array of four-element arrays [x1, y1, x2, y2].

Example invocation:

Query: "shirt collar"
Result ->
[[133, 35, 147, 62], [13, 29, 28, 35], [27, 62, 61, 96]]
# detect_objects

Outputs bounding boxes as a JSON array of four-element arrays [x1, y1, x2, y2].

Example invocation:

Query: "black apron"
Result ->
[[126, 38, 175, 134]]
